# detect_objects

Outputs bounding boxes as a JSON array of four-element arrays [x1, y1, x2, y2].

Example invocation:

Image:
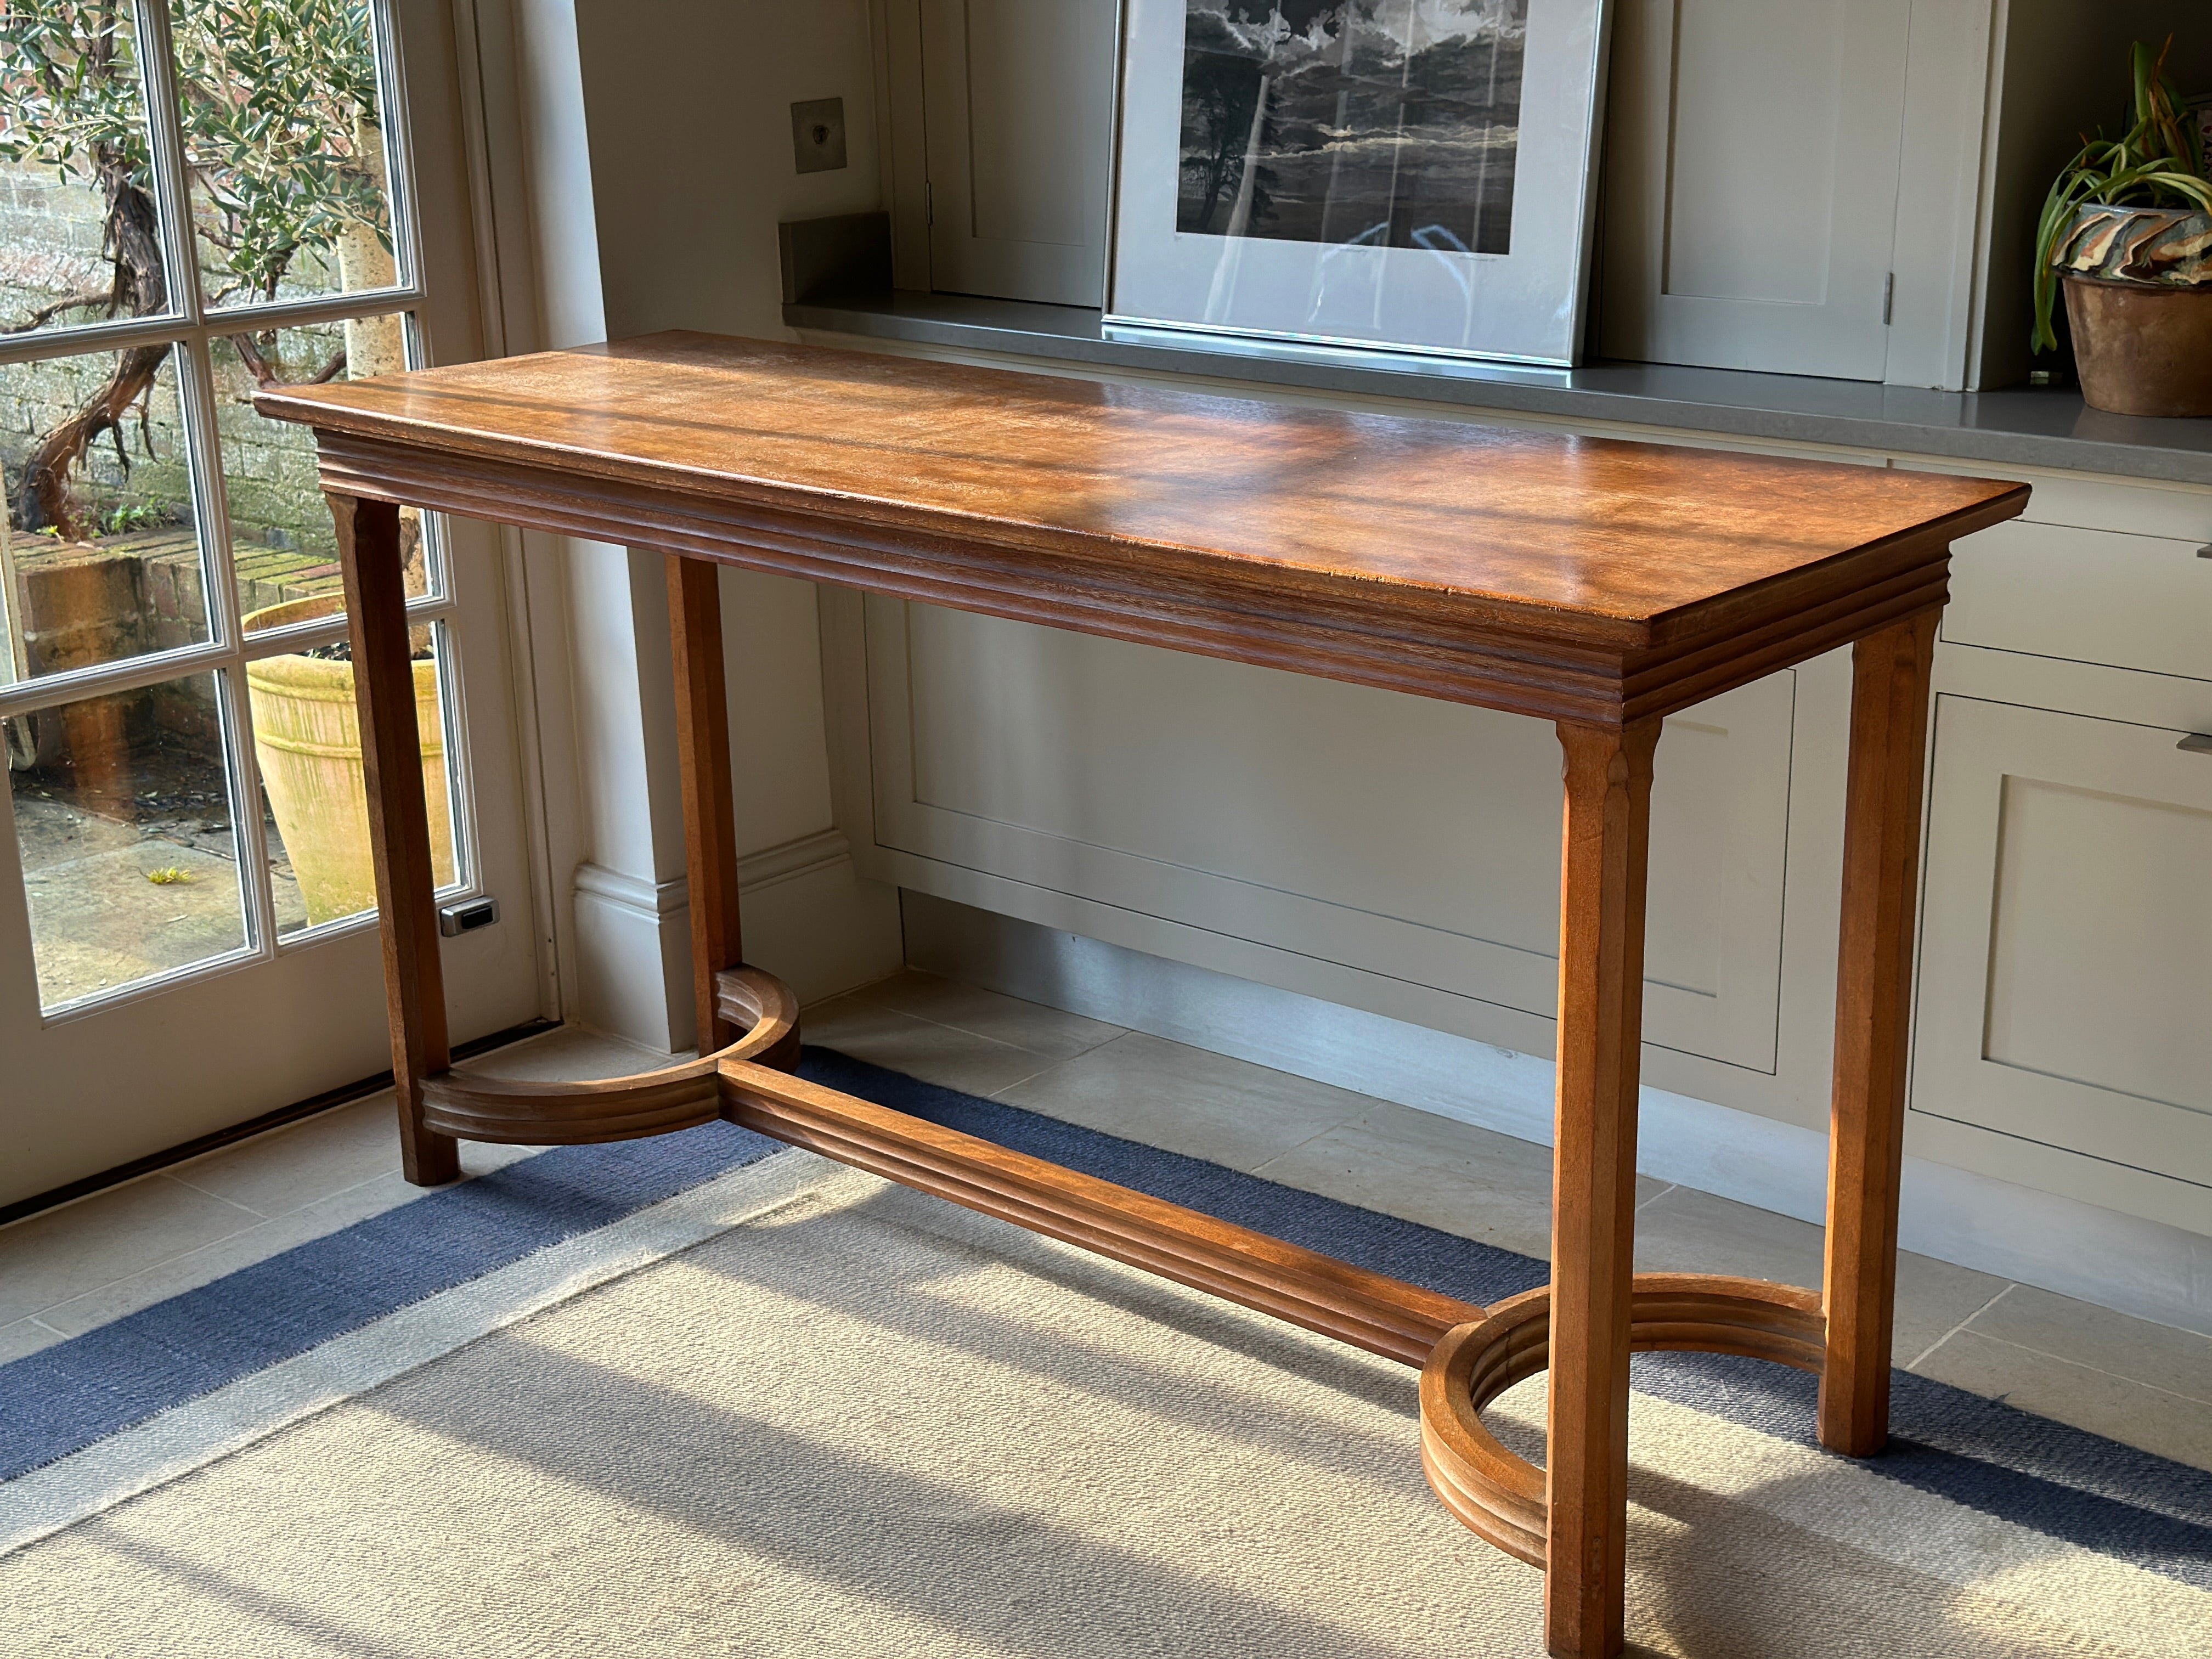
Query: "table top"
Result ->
[[258, 332, 2030, 723]]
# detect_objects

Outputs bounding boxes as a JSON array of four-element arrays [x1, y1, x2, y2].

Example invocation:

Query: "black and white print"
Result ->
[[1177, 1, 1526, 256]]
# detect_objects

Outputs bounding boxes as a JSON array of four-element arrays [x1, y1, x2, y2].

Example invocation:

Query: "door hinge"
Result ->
[[1882, 272, 1895, 326], [924, 180, 934, 226]]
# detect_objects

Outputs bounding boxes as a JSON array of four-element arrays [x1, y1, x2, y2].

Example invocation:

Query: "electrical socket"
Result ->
[[791, 98, 847, 174]]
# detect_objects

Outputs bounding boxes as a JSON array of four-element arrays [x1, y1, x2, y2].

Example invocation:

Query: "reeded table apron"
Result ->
[[257, 336, 2027, 1659]]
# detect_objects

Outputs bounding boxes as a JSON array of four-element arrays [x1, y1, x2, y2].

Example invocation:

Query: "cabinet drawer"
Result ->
[[1945, 519, 2212, 681]]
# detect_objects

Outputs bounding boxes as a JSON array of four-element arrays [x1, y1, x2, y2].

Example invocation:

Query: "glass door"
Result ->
[[0, 0, 545, 1205]]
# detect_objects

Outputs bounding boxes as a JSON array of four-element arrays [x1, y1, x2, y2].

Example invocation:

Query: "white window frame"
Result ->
[[0, 0, 482, 1021]]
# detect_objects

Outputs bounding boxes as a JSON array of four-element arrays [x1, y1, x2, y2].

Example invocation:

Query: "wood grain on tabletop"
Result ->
[[256, 333, 2027, 639]]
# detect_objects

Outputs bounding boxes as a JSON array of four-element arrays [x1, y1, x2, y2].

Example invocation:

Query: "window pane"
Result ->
[[0, 3, 176, 338], [1, 345, 210, 682], [8, 669, 248, 1009], [219, 313, 433, 627], [249, 618, 456, 935], [176, 0, 404, 311]]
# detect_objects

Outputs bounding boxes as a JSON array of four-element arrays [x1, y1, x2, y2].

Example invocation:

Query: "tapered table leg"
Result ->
[[332, 492, 458, 1187], [1545, 718, 1661, 1659], [1821, 612, 1938, 1455], [667, 554, 745, 1054]]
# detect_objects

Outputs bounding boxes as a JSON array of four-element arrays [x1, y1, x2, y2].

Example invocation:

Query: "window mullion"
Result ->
[[189, 286, 428, 340], [368, 0, 426, 298], [0, 312, 186, 370], [130, 0, 204, 332], [0, 640, 236, 720], [215, 657, 280, 963], [176, 324, 284, 952], [176, 337, 242, 652]]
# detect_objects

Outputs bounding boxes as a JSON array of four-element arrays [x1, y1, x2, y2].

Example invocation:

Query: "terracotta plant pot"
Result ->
[[2062, 275, 2212, 417], [242, 593, 451, 926]]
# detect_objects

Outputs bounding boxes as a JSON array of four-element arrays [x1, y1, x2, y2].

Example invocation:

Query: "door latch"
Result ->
[[438, 896, 500, 936]]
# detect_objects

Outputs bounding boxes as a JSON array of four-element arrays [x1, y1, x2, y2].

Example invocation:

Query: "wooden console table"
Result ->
[[258, 336, 2026, 1658]]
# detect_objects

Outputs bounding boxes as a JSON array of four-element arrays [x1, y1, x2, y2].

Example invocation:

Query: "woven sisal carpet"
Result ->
[[2, 1051, 2205, 1657]]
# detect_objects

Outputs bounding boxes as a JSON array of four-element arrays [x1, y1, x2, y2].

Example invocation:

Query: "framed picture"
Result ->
[[1105, 1, 1612, 368]]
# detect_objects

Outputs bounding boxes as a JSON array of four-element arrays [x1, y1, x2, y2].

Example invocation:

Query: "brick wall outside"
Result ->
[[4, 161, 370, 767], [2, 157, 366, 562]]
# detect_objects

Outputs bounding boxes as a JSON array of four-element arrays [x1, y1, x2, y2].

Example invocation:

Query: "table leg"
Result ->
[[332, 492, 458, 1187], [1820, 612, 1938, 1456], [1545, 718, 1661, 1659], [666, 555, 745, 1054]]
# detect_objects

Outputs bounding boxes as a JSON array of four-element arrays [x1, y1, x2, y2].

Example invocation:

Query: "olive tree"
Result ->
[[0, 0, 390, 536]]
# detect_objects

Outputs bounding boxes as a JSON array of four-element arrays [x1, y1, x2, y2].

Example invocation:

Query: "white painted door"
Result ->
[[918, 0, 1117, 306], [1914, 696, 2212, 1201], [856, 597, 1796, 1071], [1600, 0, 1911, 379], [0, 0, 544, 1205]]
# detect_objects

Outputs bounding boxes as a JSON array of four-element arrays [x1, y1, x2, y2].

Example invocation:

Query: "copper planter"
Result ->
[[2062, 275, 2212, 417]]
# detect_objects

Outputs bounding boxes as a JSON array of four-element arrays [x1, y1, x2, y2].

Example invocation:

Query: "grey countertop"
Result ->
[[783, 291, 2212, 489]]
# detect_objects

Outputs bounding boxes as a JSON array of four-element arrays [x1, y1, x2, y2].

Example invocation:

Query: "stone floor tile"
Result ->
[[35, 1126, 550, 1339], [1255, 1101, 1664, 1261], [1256, 1104, 1551, 1260], [457, 1025, 676, 1084], [1632, 1184, 2011, 1363], [166, 1096, 403, 1220], [1961, 1285, 2212, 1404], [998, 1031, 1372, 1172], [1632, 1184, 1827, 1288], [1913, 1328, 2212, 1472], [0, 1176, 259, 1325], [1888, 1253, 2013, 1370], [0, 1317, 66, 1363], [163, 1025, 641, 1222], [806, 996, 1059, 1099], [0, 1022, 614, 1335], [847, 969, 1124, 1061], [34, 1170, 411, 1338]]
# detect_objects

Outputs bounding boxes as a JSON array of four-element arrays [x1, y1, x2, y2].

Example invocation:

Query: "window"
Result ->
[[0, 0, 468, 1014]]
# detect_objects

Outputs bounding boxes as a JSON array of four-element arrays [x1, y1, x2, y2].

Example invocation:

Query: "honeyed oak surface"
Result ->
[[258, 334, 2025, 656], [334, 494, 458, 1187], [1547, 720, 1661, 1654], [282, 338, 2021, 1659], [1820, 614, 1940, 1454]]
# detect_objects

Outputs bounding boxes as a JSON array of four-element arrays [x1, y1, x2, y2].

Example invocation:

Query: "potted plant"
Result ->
[[242, 589, 451, 928], [2033, 38, 2212, 416]]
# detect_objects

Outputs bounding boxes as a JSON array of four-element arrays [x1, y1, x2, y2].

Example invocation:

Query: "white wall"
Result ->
[[484, 0, 902, 1046]]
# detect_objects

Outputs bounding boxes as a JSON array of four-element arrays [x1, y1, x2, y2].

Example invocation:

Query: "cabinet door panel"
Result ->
[[866, 599, 1793, 1069], [1600, 0, 1910, 379], [1915, 696, 2212, 1189], [919, 0, 1115, 305]]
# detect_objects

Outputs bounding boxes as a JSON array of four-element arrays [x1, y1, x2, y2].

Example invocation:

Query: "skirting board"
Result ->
[[573, 831, 901, 1049], [901, 890, 2212, 1339]]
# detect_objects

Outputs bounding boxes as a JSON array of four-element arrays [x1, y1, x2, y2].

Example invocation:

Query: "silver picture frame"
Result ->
[[1105, 1, 1613, 368]]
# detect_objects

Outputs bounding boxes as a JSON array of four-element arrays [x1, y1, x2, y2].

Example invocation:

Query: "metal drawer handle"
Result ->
[[2181, 733, 2212, 754]]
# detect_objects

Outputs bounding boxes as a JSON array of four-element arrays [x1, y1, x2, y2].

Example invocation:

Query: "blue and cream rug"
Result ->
[[2, 1050, 2206, 1656]]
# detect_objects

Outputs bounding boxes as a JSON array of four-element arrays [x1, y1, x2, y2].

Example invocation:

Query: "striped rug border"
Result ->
[[3, 1046, 2205, 1590]]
